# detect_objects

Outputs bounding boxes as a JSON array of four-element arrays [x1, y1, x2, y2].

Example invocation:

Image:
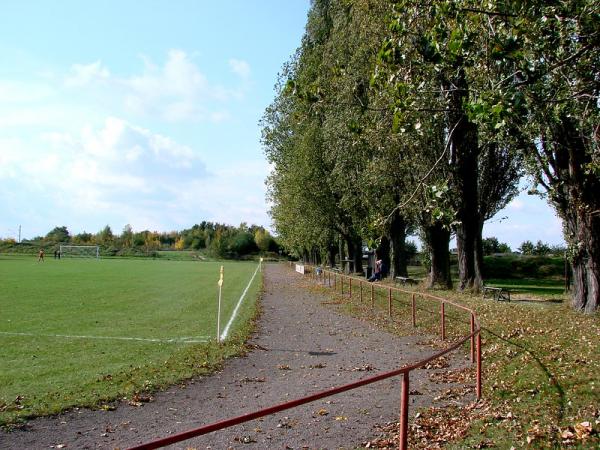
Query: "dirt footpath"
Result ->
[[2, 264, 473, 449]]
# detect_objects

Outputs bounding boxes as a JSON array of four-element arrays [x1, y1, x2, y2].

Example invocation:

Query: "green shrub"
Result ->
[[484, 254, 564, 279]]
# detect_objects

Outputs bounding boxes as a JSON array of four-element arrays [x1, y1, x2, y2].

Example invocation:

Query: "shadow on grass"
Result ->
[[511, 298, 564, 306], [482, 327, 566, 423]]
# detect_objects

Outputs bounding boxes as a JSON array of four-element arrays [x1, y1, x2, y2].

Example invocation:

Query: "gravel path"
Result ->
[[2, 264, 473, 449]]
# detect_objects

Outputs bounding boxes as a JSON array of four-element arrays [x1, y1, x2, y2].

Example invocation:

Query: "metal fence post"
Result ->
[[470, 314, 475, 363], [341, 276, 344, 295], [388, 288, 392, 317], [399, 372, 409, 450], [476, 332, 482, 399], [359, 280, 363, 303], [441, 302, 446, 341], [411, 293, 416, 327], [349, 278, 352, 299]]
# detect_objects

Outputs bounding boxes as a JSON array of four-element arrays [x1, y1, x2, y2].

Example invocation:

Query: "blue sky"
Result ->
[[0, 1, 564, 250]]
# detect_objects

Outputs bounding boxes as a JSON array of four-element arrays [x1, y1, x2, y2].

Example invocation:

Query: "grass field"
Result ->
[[0, 255, 262, 425], [407, 264, 566, 300]]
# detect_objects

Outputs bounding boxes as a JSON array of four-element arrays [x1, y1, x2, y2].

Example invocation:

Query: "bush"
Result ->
[[0, 241, 40, 254], [483, 237, 512, 255], [519, 240, 556, 256], [230, 232, 258, 255], [484, 254, 564, 279], [209, 229, 258, 259]]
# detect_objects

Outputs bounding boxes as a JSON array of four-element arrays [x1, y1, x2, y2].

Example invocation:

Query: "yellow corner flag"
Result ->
[[218, 265, 224, 287]]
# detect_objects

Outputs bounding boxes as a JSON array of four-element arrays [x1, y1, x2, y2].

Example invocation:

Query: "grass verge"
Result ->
[[305, 269, 599, 448]]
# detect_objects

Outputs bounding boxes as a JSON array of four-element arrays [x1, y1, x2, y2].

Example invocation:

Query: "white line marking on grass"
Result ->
[[220, 263, 261, 341], [0, 331, 209, 344]]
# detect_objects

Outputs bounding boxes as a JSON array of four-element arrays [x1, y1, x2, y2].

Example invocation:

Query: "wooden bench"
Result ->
[[395, 276, 419, 286], [482, 286, 510, 302]]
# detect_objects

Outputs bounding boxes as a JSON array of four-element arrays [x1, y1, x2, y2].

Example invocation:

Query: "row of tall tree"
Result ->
[[481, 237, 566, 256], [8, 222, 279, 259], [262, 0, 598, 313]]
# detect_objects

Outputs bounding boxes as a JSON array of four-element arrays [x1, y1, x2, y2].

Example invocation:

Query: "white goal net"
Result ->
[[59, 245, 100, 259]]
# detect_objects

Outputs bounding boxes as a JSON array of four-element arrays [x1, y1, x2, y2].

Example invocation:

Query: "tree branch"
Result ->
[[383, 118, 462, 224], [460, 7, 517, 18]]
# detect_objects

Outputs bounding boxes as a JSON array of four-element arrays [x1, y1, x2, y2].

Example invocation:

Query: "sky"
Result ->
[[0, 1, 564, 250]]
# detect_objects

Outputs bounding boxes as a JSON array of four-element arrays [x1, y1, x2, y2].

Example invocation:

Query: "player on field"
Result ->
[[38, 248, 45, 262]]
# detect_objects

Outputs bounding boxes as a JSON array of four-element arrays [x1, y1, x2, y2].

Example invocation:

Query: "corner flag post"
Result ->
[[217, 266, 224, 343], [260, 257, 263, 272]]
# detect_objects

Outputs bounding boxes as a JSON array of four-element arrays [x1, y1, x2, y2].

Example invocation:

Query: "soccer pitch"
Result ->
[[0, 255, 262, 424]]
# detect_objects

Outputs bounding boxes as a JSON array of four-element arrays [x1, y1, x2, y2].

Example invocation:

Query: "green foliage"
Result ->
[[120, 224, 134, 248], [96, 225, 114, 245], [484, 254, 564, 279], [483, 237, 511, 255], [230, 231, 258, 256], [519, 240, 535, 255], [45, 226, 70, 243], [264, 0, 597, 307], [404, 240, 418, 259], [519, 240, 558, 256], [2, 221, 276, 261], [208, 228, 260, 259], [73, 231, 93, 243], [254, 228, 277, 253]]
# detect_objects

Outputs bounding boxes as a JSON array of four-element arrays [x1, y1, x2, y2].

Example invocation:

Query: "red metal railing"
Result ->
[[127, 264, 482, 450]]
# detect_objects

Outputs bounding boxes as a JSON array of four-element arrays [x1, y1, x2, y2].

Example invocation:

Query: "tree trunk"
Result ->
[[474, 217, 485, 287], [546, 115, 600, 313], [377, 236, 391, 277], [302, 248, 309, 264], [338, 235, 345, 271], [327, 245, 336, 268], [563, 197, 600, 313], [454, 184, 479, 290], [446, 69, 481, 291], [425, 223, 452, 289], [353, 239, 364, 275], [389, 213, 408, 278], [345, 235, 364, 275], [314, 247, 321, 265]]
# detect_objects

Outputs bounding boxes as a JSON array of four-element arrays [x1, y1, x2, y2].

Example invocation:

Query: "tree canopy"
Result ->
[[263, 0, 599, 312]]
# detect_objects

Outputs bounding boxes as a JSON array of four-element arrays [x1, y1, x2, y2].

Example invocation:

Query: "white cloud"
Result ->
[[0, 138, 25, 178], [229, 58, 251, 79], [209, 111, 231, 123], [64, 61, 110, 87], [0, 106, 64, 128], [126, 50, 207, 104], [0, 51, 266, 236], [0, 80, 55, 103], [507, 198, 524, 210], [483, 189, 565, 250], [60, 50, 248, 122], [0, 117, 209, 228], [120, 50, 245, 121], [172, 160, 270, 228]]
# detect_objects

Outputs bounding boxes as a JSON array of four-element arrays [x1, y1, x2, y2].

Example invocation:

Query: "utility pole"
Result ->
[[18, 225, 21, 243]]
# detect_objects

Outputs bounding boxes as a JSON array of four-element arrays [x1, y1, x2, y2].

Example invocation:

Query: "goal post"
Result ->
[[59, 245, 100, 259]]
